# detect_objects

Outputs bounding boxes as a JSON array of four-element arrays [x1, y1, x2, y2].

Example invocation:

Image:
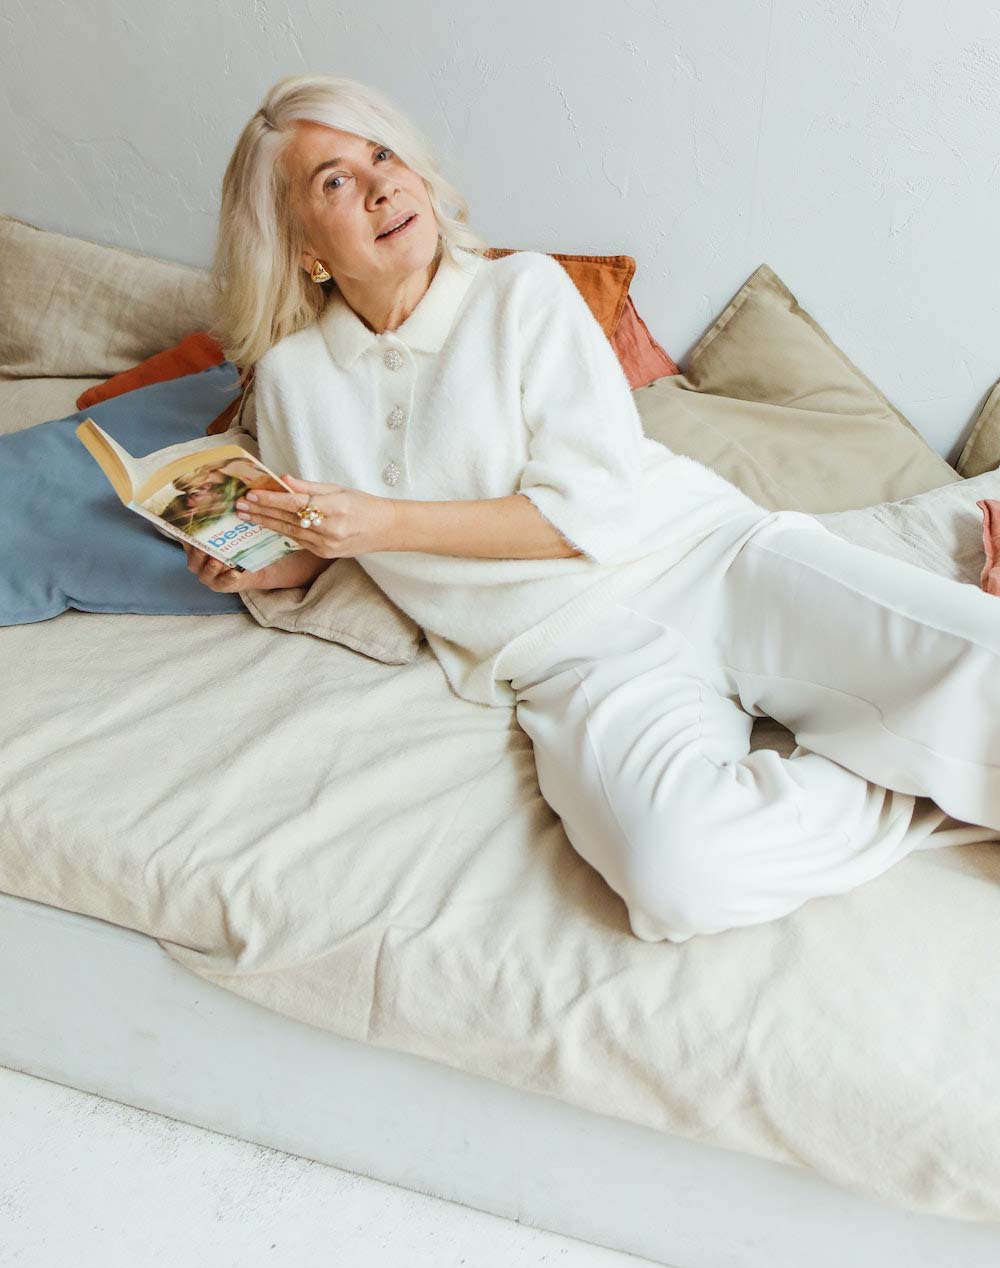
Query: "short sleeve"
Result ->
[[516, 255, 643, 564]]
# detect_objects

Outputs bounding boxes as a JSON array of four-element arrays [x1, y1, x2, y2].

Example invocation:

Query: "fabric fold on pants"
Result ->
[[511, 511, 1000, 943]]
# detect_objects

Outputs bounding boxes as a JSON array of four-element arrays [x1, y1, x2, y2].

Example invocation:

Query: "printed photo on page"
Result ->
[[143, 454, 300, 571]]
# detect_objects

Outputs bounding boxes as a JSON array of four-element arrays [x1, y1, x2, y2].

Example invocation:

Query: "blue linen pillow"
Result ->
[[0, 362, 250, 622]]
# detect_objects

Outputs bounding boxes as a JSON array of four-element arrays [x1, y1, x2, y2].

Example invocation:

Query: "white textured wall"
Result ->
[[3, 0, 999, 462]]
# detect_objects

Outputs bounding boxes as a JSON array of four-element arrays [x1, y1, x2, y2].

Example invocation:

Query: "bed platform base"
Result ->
[[2, 890, 998, 1268]]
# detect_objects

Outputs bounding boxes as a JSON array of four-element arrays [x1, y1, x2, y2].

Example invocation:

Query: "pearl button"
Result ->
[[383, 348, 404, 371], [382, 461, 401, 486], [386, 405, 405, 429]]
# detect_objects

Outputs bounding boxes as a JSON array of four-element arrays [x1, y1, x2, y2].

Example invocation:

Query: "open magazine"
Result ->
[[76, 419, 305, 573]]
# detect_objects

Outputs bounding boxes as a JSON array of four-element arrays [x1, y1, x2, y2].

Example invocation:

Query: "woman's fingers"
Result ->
[[235, 476, 338, 528], [182, 542, 239, 589], [183, 542, 213, 573], [237, 507, 283, 529], [235, 499, 301, 530]]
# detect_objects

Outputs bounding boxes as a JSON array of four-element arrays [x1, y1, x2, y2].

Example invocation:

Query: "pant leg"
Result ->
[[622, 509, 1000, 833], [512, 598, 992, 944]]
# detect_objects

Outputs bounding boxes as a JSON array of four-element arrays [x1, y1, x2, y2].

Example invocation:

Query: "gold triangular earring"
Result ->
[[310, 259, 332, 283]]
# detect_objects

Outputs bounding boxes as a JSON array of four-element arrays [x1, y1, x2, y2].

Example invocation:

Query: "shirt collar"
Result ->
[[319, 246, 485, 370]]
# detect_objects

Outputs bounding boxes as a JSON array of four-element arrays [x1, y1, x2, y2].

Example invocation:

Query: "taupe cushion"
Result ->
[[635, 263, 960, 511], [956, 377, 1000, 478], [240, 555, 423, 664], [0, 212, 216, 378]]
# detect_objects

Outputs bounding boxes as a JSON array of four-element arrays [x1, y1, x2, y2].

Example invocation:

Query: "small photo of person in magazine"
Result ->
[[158, 457, 266, 536], [153, 457, 299, 570]]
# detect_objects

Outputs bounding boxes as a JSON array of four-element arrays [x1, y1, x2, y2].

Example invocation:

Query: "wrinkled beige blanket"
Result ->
[[2, 441, 1000, 1221], [4, 215, 999, 1222]]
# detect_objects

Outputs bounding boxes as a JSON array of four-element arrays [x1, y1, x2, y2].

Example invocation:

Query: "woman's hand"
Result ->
[[233, 474, 398, 559], [182, 542, 331, 593]]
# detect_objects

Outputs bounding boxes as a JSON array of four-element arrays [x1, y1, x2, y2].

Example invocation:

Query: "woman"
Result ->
[[190, 72, 1000, 943]]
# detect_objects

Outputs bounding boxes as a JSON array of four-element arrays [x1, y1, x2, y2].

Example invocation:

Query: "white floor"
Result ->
[[0, 1066, 659, 1268]]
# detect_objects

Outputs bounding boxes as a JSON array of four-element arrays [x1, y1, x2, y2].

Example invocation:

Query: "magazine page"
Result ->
[[76, 418, 306, 572], [135, 450, 304, 572], [130, 502, 244, 565], [76, 420, 263, 509]]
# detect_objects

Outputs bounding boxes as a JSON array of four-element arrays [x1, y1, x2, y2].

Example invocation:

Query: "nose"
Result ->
[[370, 177, 401, 207]]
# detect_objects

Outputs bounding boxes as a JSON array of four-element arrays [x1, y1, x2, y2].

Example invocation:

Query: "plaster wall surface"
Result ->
[[3, 0, 999, 460]]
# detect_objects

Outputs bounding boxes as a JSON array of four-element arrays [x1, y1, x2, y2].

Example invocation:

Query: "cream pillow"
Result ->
[[635, 263, 960, 511], [814, 468, 1000, 585]]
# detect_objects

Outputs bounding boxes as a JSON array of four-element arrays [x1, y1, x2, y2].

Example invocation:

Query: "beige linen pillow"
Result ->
[[0, 212, 216, 378], [956, 378, 1000, 478], [634, 263, 960, 511]]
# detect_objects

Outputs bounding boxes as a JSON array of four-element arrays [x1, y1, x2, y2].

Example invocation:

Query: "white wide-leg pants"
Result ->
[[510, 510, 1000, 943]]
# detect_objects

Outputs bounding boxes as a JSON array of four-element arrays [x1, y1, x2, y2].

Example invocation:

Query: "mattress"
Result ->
[[3, 377, 1000, 1231], [4, 890, 1000, 1268]]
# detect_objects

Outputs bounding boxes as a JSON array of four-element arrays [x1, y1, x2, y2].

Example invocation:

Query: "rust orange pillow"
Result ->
[[613, 295, 679, 387], [76, 331, 227, 410], [485, 247, 679, 390], [73, 330, 250, 437]]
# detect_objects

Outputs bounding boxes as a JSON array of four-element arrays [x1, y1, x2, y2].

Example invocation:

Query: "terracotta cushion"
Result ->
[[613, 293, 679, 387], [75, 331, 226, 408], [485, 247, 679, 389]]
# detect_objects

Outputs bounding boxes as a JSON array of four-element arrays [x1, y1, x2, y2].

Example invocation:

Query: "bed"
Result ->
[[3, 212, 1000, 1267]]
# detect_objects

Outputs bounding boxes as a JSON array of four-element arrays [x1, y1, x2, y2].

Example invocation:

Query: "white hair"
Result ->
[[209, 72, 490, 371]]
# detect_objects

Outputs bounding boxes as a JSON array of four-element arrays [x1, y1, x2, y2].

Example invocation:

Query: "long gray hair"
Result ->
[[209, 73, 490, 371]]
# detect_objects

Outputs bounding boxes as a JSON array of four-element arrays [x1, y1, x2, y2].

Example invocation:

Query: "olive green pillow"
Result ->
[[635, 263, 960, 512]]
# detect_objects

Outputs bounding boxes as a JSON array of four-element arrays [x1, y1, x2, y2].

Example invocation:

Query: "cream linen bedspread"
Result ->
[[2, 380, 1000, 1224]]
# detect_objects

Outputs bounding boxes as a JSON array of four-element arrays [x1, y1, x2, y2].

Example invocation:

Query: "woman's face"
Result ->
[[182, 471, 229, 508], [283, 121, 438, 291]]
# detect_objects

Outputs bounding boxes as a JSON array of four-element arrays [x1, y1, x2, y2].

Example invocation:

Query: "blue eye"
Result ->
[[324, 148, 393, 192]]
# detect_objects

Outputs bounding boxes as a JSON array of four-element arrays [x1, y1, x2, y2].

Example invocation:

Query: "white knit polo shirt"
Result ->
[[247, 246, 766, 707]]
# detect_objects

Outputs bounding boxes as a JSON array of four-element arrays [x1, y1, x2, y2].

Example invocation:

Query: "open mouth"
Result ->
[[377, 213, 417, 241]]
